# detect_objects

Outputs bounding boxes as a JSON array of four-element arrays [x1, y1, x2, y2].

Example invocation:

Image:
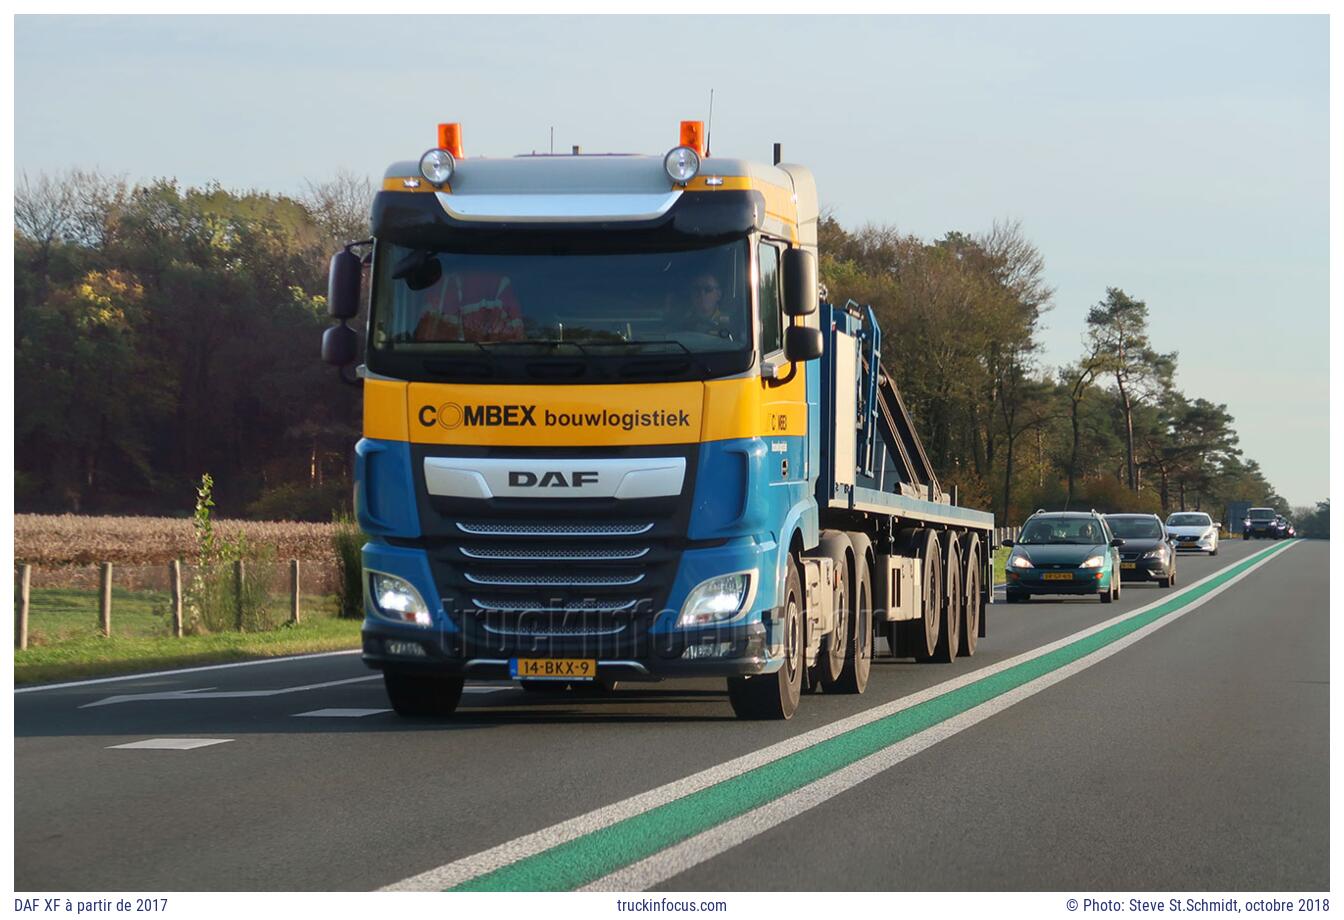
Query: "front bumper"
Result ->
[[360, 617, 776, 681], [1005, 570, 1107, 595], [1118, 559, 1171, 581]]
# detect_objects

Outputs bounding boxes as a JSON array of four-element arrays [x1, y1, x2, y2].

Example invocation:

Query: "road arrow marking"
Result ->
[[80, 675, 382, 708], [107, 738, 233, 750]]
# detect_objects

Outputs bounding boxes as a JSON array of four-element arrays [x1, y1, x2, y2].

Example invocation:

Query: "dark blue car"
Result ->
[[1004, 511, 1124, 604]]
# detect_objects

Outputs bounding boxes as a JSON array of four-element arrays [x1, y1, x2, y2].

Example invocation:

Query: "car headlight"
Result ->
[[369, 572, 432, 626], [1079, 555, 1104, 569], [1009, 552, 1033, 569], [1142, 547, 1167, 559], [677, 573, 752, 628]]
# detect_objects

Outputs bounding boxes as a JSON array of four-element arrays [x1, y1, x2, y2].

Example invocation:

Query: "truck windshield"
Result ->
[[369, 240, 750, 356]]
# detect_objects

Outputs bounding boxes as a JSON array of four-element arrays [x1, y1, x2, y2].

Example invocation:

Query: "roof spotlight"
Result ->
[[419, 148, 455, 186], [664, 146, 700, 184]]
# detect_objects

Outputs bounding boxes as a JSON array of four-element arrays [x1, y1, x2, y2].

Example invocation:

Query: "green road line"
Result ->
[[453, 540, 1296, 892]]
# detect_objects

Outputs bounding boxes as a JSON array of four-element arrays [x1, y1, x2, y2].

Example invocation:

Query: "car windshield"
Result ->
[[1018, 518, 1106, 545], [1248, 509, 1276, 521], [369, 239, 751, 355], [1106, 518, 1162, 539], [1167, 514, 1211, 527]]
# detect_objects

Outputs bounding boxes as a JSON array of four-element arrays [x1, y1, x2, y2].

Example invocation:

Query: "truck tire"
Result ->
[[959, 533, 982, 657], [895, 529, 942, 662], [728, 556, 803, 720], [818, 531, 853, 691], [383, 670, 464, 718], [934, 533, 962, 663], [835, 534, 873, 694]]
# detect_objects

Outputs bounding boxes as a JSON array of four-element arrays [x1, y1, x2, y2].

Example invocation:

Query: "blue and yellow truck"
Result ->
[[321, 121, 996, 720]]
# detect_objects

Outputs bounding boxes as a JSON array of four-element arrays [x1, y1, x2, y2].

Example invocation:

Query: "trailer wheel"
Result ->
[[834, 541, 873, 694], [383, 670, 464, 718], [960, 533, 982, 657], [728, 555, 803, 720], [934, 533, 962, 663], [895, 529, 942, 662]]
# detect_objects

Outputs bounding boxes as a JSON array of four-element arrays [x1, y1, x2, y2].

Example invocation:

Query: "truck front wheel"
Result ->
[[383, 670, 464, 718], [728, 556, 804, 720]]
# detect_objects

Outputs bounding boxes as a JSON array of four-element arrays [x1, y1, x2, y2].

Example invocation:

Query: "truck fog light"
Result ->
[[385, 640, 427, 657], [682, 640, 735, 659], [677, 573, 752, 627], [370, 572, 432, 626]]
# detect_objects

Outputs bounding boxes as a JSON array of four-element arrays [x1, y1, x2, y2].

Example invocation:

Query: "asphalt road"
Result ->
[[14, 538, 1326, 892]]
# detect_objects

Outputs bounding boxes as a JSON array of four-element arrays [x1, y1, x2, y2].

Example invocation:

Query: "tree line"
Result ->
[[14, 171, 1293, 524], [818, 216, 1289, 524]]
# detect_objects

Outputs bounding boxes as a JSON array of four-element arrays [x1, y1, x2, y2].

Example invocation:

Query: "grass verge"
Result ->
[[993, 544, 1008, 585], [15, 617, 363, 685]]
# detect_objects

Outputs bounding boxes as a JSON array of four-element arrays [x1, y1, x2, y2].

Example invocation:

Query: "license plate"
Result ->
[[509, 658, 597, 681], [1121, 563, 1137, 570], [1042, 572, 1073, 581]]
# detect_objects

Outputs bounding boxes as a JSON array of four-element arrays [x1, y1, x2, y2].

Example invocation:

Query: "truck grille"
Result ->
[[419, 515, 682, 655]]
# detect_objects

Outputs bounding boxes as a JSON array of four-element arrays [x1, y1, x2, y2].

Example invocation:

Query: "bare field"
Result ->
[[15, 514, 342, 567]]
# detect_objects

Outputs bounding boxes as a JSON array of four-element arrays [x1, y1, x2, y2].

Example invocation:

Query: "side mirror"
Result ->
[[1002, 539, 1015, 548], [784, 325, 823, 362], [1213, 522, 1221, 530], [322, 323, 358, 367], [1110, 538, 1125, 547], [782, 248, 817, 317], [328, 249, 362, 320]]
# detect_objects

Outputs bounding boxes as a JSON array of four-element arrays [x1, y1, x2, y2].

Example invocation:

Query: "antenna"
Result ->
[[550, 126, 554, 155], [705, 88, 714, 157]]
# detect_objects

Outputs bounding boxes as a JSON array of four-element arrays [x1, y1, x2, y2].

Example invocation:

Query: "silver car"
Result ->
[[1165, 512, 1219, 555]]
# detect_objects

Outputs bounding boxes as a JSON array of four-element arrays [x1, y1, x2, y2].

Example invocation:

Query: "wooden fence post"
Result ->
[[290, 559, 301, 625], [234, 559, 245, 632], [17, 564, 31, 650], [100, 562, 113, 637], [170, 559, 183, 638]]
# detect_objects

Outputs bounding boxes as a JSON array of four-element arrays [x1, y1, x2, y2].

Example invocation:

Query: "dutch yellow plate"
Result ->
[[510, 658, 597, 680], [1121, 562, 1137, 570], [1042, 572, 1073, 581]]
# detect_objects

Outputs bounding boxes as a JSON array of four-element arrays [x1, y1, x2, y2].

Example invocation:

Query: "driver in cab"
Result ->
[[681, 270, 735, 341]]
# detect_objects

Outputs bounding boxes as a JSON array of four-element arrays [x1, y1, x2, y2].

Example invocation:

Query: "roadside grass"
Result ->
[[16, 587, 361, 685], [993, 545, 1008, 585]]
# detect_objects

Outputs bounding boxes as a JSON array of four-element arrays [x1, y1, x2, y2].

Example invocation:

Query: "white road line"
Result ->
[[383, 542, 1296, 892], [80, 675, 383, 708], [295, 708, 392, 718], [107, 738, 234, 750], [16, 650, 363, 693], [582, 541, 1297, 890]]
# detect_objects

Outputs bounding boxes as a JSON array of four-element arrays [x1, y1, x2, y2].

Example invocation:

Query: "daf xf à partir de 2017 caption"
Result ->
[[321, 120, 996, 720]]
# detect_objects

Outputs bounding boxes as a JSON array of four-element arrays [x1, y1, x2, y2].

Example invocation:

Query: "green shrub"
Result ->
[[245, 480, 352, 522], [332, 512, 366, 619]]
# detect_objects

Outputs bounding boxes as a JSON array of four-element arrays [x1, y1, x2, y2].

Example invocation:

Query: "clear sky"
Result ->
[[13, 14, 1329, 507]]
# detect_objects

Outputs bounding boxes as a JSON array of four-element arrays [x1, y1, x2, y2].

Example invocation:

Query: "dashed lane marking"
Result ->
[[107, 738, 234, 750]]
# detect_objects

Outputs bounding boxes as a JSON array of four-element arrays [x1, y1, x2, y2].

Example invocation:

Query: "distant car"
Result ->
[[1166, 511, 1219, 555], [1243, 507, 1278, 540], [1272, 515, 1293, 539], [1105, 514, 1177, 587], [1004, 510, 1123, 604]]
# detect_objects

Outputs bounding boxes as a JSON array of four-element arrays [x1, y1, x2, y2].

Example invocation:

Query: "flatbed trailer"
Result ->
[[321, 120, 995, 720]]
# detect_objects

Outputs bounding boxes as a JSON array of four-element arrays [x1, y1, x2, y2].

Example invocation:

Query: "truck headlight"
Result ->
[[369, 572, 432, 626], [664, 146, 700, 183], [677, 573, 751, 628], [419, 148, 455, 185], [1009, 552, 1033, 569], [1079, 555, 1104, 569]]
